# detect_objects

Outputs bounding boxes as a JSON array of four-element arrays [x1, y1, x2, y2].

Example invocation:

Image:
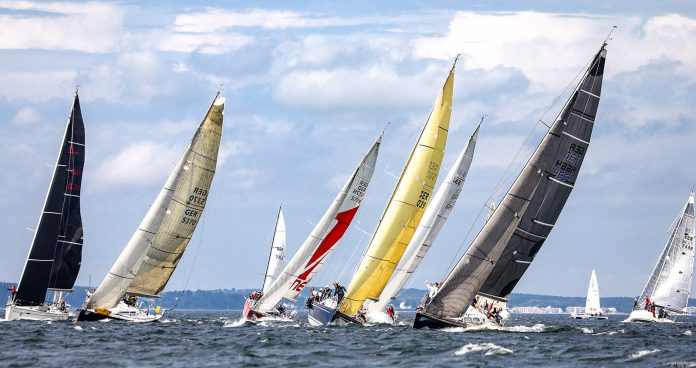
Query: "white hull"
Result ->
[[78, 301, 163, 322], [458, 306, 510, 326], [624, 309, 674, 323], [4, 304, 71, 321], [570, 313, 608, 320]]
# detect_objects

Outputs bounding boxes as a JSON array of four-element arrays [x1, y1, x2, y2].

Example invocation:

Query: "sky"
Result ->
[[1, 0, 696, 298]]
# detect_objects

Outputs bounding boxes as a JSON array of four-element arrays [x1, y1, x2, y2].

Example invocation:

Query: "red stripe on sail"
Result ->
[[296, 206, 359, 281]]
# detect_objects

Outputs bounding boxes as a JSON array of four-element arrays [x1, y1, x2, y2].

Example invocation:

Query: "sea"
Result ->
[[1, 311, 695, 367]]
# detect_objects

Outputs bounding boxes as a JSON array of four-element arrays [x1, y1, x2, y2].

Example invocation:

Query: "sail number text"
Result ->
[[350, 180, 369, 203], [427, 162, 439, 181], [182, 187, 208, 225], [416, 190, 430, 208], [553, 143, 586, 183]]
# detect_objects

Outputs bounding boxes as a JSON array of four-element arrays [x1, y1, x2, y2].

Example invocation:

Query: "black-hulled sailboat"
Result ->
[[5, 91, 85, 321], [413, 43, 608, 329]]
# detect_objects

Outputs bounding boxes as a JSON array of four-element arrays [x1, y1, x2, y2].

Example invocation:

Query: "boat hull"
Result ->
[[570, 313, 608, 320], [77, 301, 163, 322], [242, 298, 266, 320], [625, 309, 674, 323], [413, 311, 465, 329], [4, 304, 70, 321], [308, 301, 337, 326]]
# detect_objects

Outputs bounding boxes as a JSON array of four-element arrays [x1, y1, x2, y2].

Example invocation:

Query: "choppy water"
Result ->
[[1, 311, 696, 367]]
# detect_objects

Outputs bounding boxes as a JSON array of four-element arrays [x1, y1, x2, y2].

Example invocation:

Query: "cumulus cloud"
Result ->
[[0, 0, 125, 53], [10, 107, 43, 125]]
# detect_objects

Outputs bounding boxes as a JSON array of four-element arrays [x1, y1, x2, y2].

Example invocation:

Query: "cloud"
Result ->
[[0, 70, 77, 101], [10, 107, 43, 125], [0, 0, 125, 53], [156, 32, 253, 54]]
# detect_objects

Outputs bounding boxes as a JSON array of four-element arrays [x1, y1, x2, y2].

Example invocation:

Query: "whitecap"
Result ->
[[503, 323, 545, 333], [90, 327, 97, 330], [455, 343, 513, 356], [628, 349, 659, 360], [683, 330, 692, 336], [73, 326, 83, 331], [222, 318, 248, 328], [595, 329, 625, 336], [579, 327, 593, 334], [159, 318, 177, 324]]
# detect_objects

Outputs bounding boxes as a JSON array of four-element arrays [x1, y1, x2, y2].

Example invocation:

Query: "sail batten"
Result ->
[[254, 133, 381, 313], [86, 94, 224, 309], [14, 94, 85, 307]]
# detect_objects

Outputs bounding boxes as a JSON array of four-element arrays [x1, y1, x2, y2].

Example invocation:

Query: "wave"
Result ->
[[578, 327, 593, 334], [627, 349, 659, 360], [683, 330, 692, 336], [454, 343, 513, 356], [223, 318, 249, 328], [73, 325, 83, 331], [442, 323, 545, 333]]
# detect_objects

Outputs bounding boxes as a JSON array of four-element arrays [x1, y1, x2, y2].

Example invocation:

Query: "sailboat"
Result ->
[[626, 192, 695, 323], [244, 132, 381, 321], [77, 93, 225, 322], [308, 59, 455, 326], [413, 43, 608, 329], [571, 270, 608, 319], [365, 121, 480, 323], [4, 91, 85, 321]]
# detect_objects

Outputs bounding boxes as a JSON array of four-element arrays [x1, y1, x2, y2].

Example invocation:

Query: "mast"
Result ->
[[338, 59, 455, 316], [262, 206, 286, 293], [420, 44, 607, 321], [637, 192, 695, 313], [253, 132, 382, 313], [370, 121, 479, 314], [13, 92, 85, 306], [85, 93, 224, 309]]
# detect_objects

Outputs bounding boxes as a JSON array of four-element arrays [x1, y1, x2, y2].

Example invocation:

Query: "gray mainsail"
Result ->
[[637, 193, 695, 313], [420, 44, 607, 321]]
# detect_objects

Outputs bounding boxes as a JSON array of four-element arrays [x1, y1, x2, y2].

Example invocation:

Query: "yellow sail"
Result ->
[[339, 64, 454, 315]]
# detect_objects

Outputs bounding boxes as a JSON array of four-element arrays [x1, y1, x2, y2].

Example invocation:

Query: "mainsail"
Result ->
[[637, 192, 695, 313], [338, 61, 454, 316], [86, 94, 224, 309], [420, 44, 607, 321], [262, 206, 287, 293], [13, 93, 85, 306], [369, 122, 479, 314], [253, 133, 381, 313], [585, 269, 601, 315]]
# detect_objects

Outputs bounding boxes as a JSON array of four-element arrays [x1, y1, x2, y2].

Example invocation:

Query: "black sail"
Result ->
[[421, 45, 607, 320], [477, 46, 606, 302], [13, 94, 85, 306]]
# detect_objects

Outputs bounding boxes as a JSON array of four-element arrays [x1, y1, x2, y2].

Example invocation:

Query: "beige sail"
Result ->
[[125, 97, 224, 297], [338, 64, 454, 315]]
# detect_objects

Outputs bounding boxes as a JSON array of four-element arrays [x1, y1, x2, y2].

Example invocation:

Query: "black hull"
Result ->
[[334, 310, 365, 325], [76, 309, 110, 322], [413, 312, 465, 329]]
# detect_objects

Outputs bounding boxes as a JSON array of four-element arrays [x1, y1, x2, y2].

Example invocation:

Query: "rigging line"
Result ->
[[336, 230, 367, 283]]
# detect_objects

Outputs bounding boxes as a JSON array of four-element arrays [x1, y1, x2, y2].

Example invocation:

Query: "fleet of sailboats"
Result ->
[[5, 38, 695, 329]]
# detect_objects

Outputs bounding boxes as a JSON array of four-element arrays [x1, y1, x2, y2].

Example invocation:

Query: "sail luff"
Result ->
[[423, 45, 607, 320], [338, 65, 454, 316], [369, 123, 479, 313], [86, 94, 224, 309], [262, 206, 286, 293], [254, 133, 381, 313], [14, 94, 85, 306]]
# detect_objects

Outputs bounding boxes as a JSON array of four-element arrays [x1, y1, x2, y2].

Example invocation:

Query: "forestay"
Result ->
[[254, 133, 381, 313], [637, 192, 695, 313], [423, 45, 607, 320], [14, 93, 85, 306], [339, 62, 454, 316], [369, 122, 479, 314], [262, 207, 287, 293], [86, 94, 224, 309]]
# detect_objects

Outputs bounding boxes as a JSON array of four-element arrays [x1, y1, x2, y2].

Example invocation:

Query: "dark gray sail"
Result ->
[[637, 193, 695, 313], [421, 45, 607, 322], [13, 94, 85, 306]]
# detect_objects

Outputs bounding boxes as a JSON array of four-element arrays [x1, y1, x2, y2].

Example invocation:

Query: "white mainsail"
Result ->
[[253, 133, 381, 313], [262, 206, 287, 293], [585, 269, 601, 315], [637, 192, 696, 313], [85, 94, 225, 310], [368, 123, 480, 314]]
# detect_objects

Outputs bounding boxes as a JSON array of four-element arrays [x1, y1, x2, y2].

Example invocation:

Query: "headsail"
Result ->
[[369, 122, 479, 314], [13, 93, 85, 306], [637, 192, 695, 313], [86, 94, 224, 309], [338, 61, 454, 316], [262, 206, 287, 293], [421, 44, 607, 321], [585, 269, 601, 315], [253, 133, 381, 313]]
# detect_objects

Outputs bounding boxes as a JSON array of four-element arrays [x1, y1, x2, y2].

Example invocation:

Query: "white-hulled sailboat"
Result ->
[[413, 43, 608, 329], [626, 192, 695, 323], [5, 91, 85, 321], [244, 132, 381, 321], [364, 120, 480, 323], [77, 93, 224, 322], [571, 270, 608, 320]]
